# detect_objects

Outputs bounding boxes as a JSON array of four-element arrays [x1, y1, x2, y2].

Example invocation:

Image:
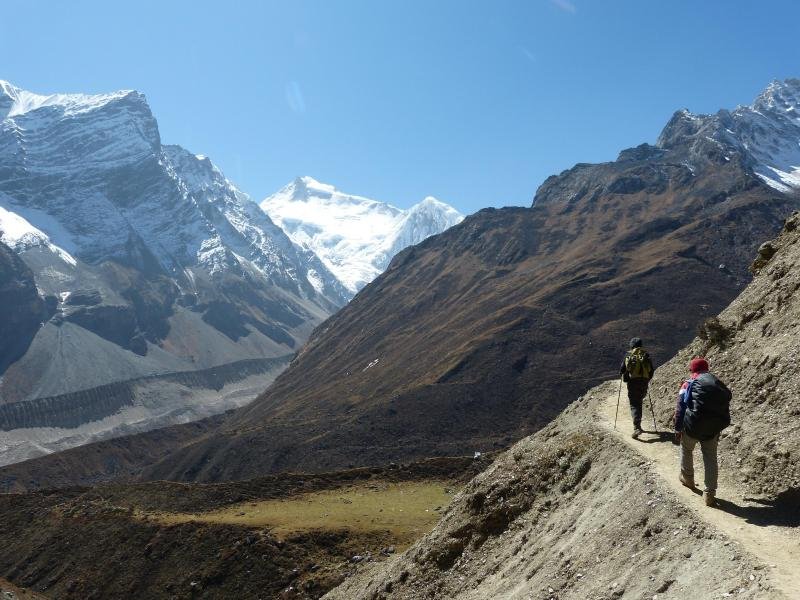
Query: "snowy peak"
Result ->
[[656, 78, 800, 193], [0, 79, 141, 120], [1, 81, 160, 174], [0, 81, 347, 308], [751, 78, 800, 114], [261, 179, 463, 294]]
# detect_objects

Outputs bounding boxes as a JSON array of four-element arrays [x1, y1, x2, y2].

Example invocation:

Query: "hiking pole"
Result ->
[[647, 391, 658, 433], [614, 376, 622, 430]]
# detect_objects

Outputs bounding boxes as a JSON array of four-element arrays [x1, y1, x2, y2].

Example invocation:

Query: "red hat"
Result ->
[[689, 357, 709, 374]]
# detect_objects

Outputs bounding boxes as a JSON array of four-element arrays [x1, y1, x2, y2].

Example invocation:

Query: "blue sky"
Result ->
[[2, 0, 799, 214]]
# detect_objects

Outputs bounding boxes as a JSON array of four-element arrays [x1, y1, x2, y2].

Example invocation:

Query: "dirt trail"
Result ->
[[599, 390, 800, 598]]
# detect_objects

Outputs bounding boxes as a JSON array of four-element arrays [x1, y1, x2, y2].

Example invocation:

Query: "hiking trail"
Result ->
[[598, 389, 800, 599]]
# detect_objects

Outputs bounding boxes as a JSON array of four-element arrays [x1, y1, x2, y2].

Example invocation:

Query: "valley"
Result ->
[[0, 80, 459, 466], [1, 71, 800, 600]]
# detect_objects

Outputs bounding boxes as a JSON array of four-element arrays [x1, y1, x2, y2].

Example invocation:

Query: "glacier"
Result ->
[[261, 176, 464, 294]]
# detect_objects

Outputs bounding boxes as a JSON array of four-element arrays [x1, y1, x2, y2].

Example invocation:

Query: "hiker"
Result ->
[[619, 337, 655, 439], [674, 357, 732, 507]]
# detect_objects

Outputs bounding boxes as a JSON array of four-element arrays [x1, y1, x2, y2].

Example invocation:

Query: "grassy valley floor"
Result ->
[[0, 457, 482, 599], [146, 481, 454, 546]]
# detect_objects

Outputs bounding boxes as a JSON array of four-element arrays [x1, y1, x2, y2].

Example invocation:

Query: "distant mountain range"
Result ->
[[261, 176, 463, 293], [0, 81, 460, 465]]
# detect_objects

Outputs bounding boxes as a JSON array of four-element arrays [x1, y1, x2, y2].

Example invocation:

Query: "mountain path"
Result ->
[[598, 391, 800, 599]]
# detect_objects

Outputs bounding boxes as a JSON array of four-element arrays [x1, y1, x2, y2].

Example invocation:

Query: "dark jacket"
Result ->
[[674, 372, 732, 439]]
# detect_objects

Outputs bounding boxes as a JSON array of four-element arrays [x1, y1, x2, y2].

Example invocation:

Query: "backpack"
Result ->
[[682, 372, 732, 441], [624, 348, 653, 380]]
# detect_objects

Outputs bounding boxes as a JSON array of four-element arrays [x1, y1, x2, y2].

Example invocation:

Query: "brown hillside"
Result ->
[[140, 132, 799, 482]]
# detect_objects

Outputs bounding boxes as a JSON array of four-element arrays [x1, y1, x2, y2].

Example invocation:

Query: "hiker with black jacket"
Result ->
[[619, 337, 655, 439], [674, 357, 732, 507]]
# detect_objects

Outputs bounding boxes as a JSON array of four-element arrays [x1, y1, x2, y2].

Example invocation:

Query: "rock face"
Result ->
[[261, 176, 463, 294], [0, 240, 51, 375], [655, 78, 800, 194], [135, 80, 800, 484], [0, 81, 347, 464]]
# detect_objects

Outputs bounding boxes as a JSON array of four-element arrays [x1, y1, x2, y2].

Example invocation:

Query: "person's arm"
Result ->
[[674, 381, 690, 432], [620, 356, 629, 381]]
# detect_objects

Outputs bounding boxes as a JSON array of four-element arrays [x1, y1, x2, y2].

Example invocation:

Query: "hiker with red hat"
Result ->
[[674, 357, 732, 507]]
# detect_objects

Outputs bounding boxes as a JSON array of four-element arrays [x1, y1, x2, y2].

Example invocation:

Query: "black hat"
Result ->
[[629, 337, 643, 349]]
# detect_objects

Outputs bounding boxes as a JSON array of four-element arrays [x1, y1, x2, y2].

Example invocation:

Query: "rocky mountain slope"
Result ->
[[261, 176, 463, 294], [135, 79, 800, 483], [327, 211, 800, 600], [0, 81, 347, 465]]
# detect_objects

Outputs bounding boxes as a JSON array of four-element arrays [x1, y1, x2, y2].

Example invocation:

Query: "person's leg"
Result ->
[[700, 435, 719, 492], [627, 381, 645, 431], [680, 432, 698, 485]]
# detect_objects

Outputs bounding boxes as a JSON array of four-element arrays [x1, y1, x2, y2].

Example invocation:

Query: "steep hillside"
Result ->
[[140, 80, 800, 483], [326, 210, 800, 600], [261, 177, 463, 294], [0, 81, 347, 464], [647, 210, 800, 497]]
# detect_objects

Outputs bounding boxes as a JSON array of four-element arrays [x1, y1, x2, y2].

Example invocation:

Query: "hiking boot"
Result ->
[[632, 428, 643, 439], [679, 474, 696, 489], [704, 491, 716, 507]]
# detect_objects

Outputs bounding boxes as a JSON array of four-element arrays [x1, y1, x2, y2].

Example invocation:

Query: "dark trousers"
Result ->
[[627, 378, 649, 429]]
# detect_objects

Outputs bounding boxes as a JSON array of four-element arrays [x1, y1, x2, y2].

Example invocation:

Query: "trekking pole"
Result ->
[[647, 391, 658, 433], [614, 376, 622, 430]]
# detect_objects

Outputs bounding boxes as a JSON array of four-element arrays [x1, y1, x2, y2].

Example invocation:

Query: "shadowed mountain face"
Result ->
[[0, 241, 52, 374], [137, 84, 800, 483]]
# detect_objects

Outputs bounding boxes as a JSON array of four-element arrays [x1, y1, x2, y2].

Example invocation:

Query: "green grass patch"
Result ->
[[144, 481, 455, 544]]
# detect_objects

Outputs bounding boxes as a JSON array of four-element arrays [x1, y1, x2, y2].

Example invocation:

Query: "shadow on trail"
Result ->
[[715, 488, 800, 527], [637, 431, 674, 444]]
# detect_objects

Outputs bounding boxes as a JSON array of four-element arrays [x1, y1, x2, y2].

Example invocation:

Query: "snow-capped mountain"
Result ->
[[260, 176, 464, 293], [656, 78, 800, 193], [0, 81, 347, 465]]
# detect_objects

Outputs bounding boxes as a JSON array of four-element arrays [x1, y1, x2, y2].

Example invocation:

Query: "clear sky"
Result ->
[[2, 0, 799, 214]]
